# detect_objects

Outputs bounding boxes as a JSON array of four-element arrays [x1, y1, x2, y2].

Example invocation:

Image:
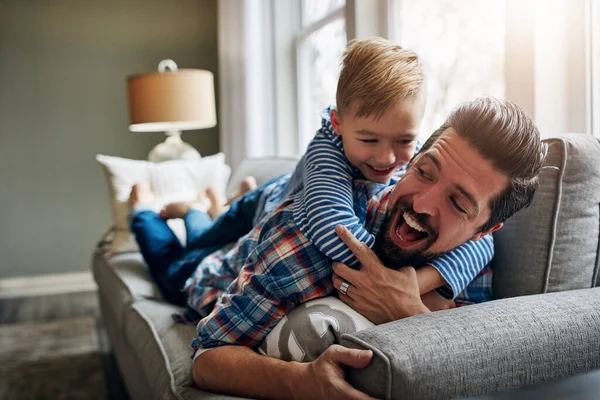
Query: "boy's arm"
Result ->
[[299, 132, 375, 268], [415, 265, 447, 294], [426, 234, 494, 299], [415, 266, 458, 311]]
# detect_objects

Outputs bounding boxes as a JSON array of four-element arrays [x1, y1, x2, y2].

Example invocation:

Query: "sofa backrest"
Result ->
[[492, 133, 600, 299], [226, 157, 300, 198]]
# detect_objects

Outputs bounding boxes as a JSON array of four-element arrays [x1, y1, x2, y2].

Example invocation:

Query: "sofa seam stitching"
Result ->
[[94, 251, 146, 326], [341, 334, 393, 400], [542, 138, 567, 292], [592, 203, 600, 286], [131, 303, 185, 400]]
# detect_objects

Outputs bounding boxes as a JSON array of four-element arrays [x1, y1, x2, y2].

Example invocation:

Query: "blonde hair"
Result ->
[[336, 37, 425, 118]]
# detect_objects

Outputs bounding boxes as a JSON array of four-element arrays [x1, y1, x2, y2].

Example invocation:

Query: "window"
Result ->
[[270, 0, 594, 159], [296, 0, 347, 151], [389, 0, 506, 139]]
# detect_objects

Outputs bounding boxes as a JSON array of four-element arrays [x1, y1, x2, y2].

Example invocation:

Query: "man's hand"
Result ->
[[295, 345, 377, 400], [332, 225, 430, 324], [193, 344, 377, 400]]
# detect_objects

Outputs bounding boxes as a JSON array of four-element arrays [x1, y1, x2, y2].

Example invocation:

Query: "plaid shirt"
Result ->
[[187, 176, 493, 353]]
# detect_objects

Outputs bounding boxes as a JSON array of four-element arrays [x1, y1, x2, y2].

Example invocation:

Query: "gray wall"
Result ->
[[0, 0, 219, 278]]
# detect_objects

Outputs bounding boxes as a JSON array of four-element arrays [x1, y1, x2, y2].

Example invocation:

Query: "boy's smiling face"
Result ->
[[330, 98, 424, 184]]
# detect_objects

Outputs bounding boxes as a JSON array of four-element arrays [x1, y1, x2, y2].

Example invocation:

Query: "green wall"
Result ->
[[0, 0, 219, 278]]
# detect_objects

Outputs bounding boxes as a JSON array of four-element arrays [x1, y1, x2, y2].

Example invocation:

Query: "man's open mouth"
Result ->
[[392, 211, 430, 248]]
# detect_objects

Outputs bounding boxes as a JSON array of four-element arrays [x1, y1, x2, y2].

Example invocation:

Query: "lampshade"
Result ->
[[127, 65, 217, 132]]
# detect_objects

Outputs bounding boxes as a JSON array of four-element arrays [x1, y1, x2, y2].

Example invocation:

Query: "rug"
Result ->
[[0, 316, 107, 400]]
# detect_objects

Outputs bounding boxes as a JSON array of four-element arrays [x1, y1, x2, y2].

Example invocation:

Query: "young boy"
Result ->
[[283, 38, 491, 302]]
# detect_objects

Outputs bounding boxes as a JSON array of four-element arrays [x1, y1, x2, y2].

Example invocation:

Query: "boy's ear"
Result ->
[[330, 109, 342, 136], [471, 222, 503, 241]]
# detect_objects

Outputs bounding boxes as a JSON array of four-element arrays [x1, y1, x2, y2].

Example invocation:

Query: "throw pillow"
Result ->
[[258, 297, 374, 362], [96, 153, 231, 255]]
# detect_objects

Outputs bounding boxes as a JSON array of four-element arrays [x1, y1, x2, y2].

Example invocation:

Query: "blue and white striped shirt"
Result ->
[[287, 106, 494, 299]]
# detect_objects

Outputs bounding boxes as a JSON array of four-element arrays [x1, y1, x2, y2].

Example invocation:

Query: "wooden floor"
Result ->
[[0, 290, 131, 400], [0, 290, 99, 325]]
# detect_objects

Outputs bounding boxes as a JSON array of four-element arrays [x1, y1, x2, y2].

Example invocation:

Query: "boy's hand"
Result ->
[[421, 290, 456, 311], [332, 225, 430, 324]]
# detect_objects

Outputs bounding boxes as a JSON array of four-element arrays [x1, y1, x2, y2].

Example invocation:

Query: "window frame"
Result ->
[[295, 2, 346, 152], [273, 0, 389, 156]]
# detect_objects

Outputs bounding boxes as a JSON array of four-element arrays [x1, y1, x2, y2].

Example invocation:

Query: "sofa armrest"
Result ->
[[341, 288, 600, 400]]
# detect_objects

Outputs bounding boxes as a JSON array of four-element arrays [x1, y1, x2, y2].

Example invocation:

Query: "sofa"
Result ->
[[93, 133, 600, 400]]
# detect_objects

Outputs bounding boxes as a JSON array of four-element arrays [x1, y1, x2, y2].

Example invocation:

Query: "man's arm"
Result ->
[[193, 345, 376, 400]]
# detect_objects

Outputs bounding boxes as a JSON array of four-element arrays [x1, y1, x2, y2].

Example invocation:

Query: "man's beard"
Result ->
[[374, 199, 441, 270]]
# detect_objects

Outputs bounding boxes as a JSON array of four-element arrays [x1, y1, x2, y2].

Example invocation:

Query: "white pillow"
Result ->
[[96, 153, 231, 255]]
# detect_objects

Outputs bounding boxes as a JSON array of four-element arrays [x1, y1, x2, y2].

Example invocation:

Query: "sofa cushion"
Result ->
[[125, 299, 250, 400], [93, 249, 162, 330], [225, 157, 299, 198], [493, 133, 600, 298]]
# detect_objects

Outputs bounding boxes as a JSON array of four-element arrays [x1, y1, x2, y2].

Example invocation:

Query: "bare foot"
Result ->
[[206, 186, 228, 219], [226, 176, 258, 206], [159, 202, 192, 220], [129, 182, 155, 207], [159, 192, 211, 220]]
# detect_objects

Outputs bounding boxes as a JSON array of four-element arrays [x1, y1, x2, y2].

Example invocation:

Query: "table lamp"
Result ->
[[126, 59, 217, 162]]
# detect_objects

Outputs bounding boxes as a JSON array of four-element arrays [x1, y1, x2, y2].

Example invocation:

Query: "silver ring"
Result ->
[[339, 281, 351, 296]]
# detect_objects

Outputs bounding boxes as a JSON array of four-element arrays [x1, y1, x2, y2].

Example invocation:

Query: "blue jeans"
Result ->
[[130, 210, 221, 306], [130, 179, 275, 306], [185, 182, 267, 250]]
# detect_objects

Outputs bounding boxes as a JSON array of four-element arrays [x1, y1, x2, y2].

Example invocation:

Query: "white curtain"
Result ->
[[218, 0, 277, 171]]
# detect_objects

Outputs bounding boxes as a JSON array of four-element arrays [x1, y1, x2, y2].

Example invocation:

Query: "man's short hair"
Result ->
[[419, 97, 546, 231], [336, 37, 425, 119]]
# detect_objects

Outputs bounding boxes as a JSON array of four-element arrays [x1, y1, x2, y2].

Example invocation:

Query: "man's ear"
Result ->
[[471, 222, 503, 241], [330, 109, 342, 136]]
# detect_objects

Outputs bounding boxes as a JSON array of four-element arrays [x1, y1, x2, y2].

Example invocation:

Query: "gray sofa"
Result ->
[[93, 133, 600, 400]]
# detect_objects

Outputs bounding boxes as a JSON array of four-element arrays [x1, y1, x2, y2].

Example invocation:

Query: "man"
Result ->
[[191, 97, 545, 400]]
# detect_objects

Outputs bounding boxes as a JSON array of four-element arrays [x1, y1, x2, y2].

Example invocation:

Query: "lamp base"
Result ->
[[148, 132, 201, 163]]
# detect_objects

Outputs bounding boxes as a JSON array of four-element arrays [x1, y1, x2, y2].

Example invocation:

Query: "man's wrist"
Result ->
[[413, 301, 431, 315], [282, 361, 309, 400], [402, 296, 431, 318]]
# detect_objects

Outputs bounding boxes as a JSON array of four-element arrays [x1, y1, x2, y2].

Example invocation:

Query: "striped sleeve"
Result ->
[[454, 266, 493, 305], [428, 233, 494, 299], [298, 131, 375, 268]]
